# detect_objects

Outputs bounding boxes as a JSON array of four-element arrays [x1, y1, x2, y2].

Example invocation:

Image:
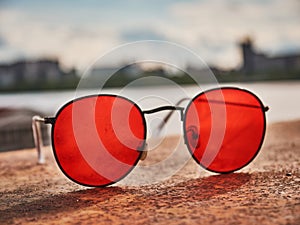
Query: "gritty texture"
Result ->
[[0, 120, 299, 225]]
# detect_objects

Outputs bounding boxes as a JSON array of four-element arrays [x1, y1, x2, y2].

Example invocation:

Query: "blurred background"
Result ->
[[0, 0, 300, 151]]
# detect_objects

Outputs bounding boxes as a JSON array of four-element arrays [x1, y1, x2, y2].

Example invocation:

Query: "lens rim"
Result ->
[[183, 87, 267, 174], [51, 94, 147, 187]]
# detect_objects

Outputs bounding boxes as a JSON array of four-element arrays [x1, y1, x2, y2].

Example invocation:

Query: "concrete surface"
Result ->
[[0, 120, 299, 224]]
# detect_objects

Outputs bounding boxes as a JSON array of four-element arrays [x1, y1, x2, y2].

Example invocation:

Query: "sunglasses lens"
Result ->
[[184, 88, 266, 173], [52, 95, 146, 186]]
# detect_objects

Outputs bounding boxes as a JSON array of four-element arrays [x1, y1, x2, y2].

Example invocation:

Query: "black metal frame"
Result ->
[[32, 86, 269, 187]]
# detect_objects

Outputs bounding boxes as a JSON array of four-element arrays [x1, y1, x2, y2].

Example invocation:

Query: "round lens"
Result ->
[[52, 95, 146, 187], [184, 88, 266, 173]]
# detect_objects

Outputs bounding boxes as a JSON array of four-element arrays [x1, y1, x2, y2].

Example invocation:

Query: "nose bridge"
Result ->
[[143, 106, 184, 121]]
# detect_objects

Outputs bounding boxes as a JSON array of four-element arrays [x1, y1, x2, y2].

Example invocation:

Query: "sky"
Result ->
[[0, 0, 300, 71]]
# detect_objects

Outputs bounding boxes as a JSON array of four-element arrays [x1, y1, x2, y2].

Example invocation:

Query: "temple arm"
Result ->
[[31, 116, 58, 163], [32, 116, 46, 164], [32, 116, 56, 164], [156, 97, 269, 133]]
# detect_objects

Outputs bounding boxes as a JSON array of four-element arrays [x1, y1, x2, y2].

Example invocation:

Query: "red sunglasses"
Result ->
[[32, 87, 269, 187]]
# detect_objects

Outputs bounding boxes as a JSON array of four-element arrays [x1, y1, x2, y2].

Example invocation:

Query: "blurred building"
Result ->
[[84, 63, 144, 88], [0, 59, 66, 88], [240, 37, 300, 75], [89, 63, 143, 80]]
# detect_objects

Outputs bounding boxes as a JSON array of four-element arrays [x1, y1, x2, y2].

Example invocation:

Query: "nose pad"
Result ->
[[185, 125, 200, 149]]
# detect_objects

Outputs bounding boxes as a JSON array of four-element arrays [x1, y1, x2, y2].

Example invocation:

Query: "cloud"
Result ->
[[0, 9, 121, 70], [0, 36, 5, 47], [0, 0, 299, 70], [165, 0, 300, 68]]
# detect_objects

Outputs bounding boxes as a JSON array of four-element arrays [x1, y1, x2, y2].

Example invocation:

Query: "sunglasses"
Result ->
[[32, 87, 269, 187]]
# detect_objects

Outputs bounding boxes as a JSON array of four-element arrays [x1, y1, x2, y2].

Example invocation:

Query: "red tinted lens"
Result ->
[[184, 88, 266, 173], [52, 95, 146, 187]]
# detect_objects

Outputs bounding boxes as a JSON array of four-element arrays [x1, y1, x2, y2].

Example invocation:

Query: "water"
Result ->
[[0, 81, 299, 135]]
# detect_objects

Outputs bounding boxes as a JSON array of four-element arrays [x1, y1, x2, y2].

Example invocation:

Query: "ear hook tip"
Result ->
[[139, 143, 148, 161], [264, 106, 269, 112]]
